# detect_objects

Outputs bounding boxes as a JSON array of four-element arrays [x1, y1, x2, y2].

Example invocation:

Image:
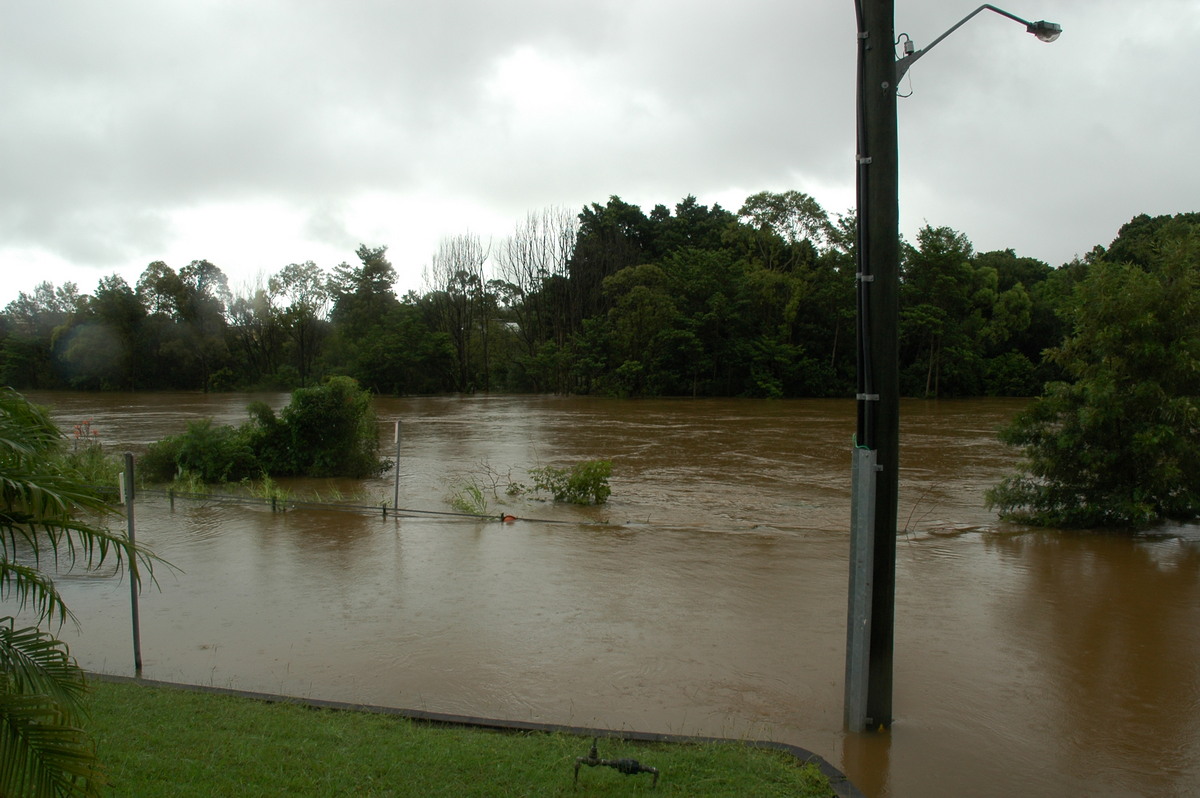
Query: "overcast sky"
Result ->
[[1, 1, 1196, 307]]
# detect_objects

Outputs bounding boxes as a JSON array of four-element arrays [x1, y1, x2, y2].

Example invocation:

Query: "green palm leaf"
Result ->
[[0, 620, 89, 721], [0, 692, 105, 798], [0, 387, 160, 797], [0, 563, 73, 632]]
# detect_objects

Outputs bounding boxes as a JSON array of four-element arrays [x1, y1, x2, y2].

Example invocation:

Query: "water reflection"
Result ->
[[990, 532, 1200, 794], [843, 732, 891, 798]]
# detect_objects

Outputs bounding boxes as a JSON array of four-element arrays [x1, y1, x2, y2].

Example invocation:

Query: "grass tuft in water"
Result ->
[[448, 481, 491, 515], [241, 472, 293, 503], [167, 469, 211, 496]]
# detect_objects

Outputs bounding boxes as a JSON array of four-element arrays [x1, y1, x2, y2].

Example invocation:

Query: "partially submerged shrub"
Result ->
[[529, 460, 612, 505], [141, 377, 387, 484], [138, 434, 184, 483], [448, 458, 614, 511], [248, 376, 386, 478], [141, 418, 259, 483]]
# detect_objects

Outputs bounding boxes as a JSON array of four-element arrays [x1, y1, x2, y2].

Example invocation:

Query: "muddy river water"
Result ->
[[25, 391, 1200, 797]]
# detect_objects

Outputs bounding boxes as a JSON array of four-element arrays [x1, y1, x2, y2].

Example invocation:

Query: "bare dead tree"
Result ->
[[425, 233, 491, 392], [493, 207, 579, 390]]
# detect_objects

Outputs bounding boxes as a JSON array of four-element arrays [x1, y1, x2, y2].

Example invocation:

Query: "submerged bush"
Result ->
[[141, 377, 387, 484], [448, 458, 615, 511], [529, 460, 613, 505], [141, 419, 259, 483], [273, 376, 385, 478], [138, 434, 184, 483]]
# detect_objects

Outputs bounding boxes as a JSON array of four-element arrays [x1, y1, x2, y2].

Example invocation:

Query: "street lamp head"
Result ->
[[1027, 20, 1062, 43]]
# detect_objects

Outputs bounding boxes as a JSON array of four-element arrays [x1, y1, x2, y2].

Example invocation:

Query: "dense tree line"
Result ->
[[0, 192, 1183, 399]]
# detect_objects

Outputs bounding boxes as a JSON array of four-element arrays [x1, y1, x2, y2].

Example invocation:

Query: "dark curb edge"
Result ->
[[89, 672, 865, 798]]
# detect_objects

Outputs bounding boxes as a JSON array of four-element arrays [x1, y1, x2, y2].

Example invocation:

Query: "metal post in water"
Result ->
[[845, 445, 878, 732], [123, 452, 143, 676], [393, 420, 402, 511]]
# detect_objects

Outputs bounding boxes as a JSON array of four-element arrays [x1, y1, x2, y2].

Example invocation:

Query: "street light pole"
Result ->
[[845, 0, 900, 734], [844, 1, 1060, 734]]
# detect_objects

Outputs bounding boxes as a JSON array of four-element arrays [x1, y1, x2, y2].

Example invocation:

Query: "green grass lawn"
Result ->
[[86, 679, 834, 797]]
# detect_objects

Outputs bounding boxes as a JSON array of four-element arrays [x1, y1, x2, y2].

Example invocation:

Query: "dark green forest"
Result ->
[[0, 191, 1189, 399]]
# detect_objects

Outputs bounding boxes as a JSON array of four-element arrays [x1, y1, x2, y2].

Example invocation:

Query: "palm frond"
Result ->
[[0, 564, 73, 630], [0, 692, 105, 798], [0, 388, 153, 797], [1, 478, 161, 616], [0, 620, 88, 721]]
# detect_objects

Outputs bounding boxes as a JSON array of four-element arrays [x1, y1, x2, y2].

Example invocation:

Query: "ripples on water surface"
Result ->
[[23, 392, 1200, 798]]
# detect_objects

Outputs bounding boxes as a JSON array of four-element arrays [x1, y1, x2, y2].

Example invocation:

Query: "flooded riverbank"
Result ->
[[26, 391, 1200, 797]]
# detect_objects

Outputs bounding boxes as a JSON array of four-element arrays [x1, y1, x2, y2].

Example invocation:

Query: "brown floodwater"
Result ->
[[23, 391, 1200, 797]]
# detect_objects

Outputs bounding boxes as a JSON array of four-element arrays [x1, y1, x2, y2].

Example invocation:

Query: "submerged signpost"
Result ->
[[122, 451, 143, 675], [393, 420, 402, 511]]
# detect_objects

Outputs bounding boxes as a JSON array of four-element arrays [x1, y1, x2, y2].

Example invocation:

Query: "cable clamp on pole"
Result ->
[[857, 155, 873, 164]]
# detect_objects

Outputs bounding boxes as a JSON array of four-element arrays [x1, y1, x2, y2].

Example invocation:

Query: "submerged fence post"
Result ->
[[845, 445, 877, 732], [123, 452, 143, 676], [393, 420, 402, 511]]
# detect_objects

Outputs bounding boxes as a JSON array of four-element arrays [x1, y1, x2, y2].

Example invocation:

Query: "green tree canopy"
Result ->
[[988, 214, 1200, 527]]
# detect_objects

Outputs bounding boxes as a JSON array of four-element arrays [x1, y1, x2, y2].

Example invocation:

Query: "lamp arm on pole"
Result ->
[[895, 4, 1057, 83]]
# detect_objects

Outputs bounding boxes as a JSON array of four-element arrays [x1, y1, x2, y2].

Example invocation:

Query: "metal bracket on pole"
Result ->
[[845, 446, 877, 732]]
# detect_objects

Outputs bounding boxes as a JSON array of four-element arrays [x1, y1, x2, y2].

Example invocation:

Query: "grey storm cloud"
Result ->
[[1, 0, 1197, 302]]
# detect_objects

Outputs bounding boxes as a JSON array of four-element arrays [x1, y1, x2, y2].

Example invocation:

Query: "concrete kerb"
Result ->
[[89, 673, 865, 798]]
